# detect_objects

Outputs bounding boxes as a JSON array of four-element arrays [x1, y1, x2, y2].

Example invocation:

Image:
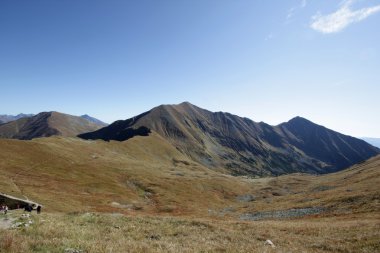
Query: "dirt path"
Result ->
[[0, 215, 15, 229]]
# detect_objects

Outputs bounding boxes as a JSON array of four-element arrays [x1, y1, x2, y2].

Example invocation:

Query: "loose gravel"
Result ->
[[240, 207, 326, 221]]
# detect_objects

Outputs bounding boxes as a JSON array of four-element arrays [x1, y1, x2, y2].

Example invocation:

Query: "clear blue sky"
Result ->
[[1, 0, 379, 137]]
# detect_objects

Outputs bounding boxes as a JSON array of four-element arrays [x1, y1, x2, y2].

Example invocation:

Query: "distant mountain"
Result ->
[[361, 137, 380, 149], [0, 113, 34, 124], [80, 114, 108, 127], [0, 112, 105, 140], [277, 117, 380, 172], [79, 102, 380, 175]]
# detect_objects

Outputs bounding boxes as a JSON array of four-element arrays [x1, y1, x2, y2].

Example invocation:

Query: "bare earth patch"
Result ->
[[0, 215, 15, 230]]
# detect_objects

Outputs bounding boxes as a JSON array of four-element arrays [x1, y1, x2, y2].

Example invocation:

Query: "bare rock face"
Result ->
[[265, 239, 275, 248], [78, 102, 380, 176]]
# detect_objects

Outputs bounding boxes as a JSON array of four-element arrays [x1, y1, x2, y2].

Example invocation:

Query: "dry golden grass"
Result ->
[[0, 135, 251, 215], [0, 136, 379, 252], [234, 155, 380, 216], [1, 211, 379, 253]]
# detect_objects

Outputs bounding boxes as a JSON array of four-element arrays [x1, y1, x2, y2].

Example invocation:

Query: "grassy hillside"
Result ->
[[1, 211, 379, 253], [0, 134, 251, 215], [0, 137, 379, 252], [0, 135, 379, 216]]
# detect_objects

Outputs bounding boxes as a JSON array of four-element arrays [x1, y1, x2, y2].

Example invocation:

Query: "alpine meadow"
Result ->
[[1, 1, 380, 252]]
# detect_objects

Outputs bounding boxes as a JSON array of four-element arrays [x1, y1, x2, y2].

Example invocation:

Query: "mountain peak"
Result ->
[[288, 116, 312, 124], [0, 113, 34, 124], [79, 103, 380, 175], [80, 114, 108, 127], [156, 101, 197, 109], [0, 111, 106, 140], [178, 101, 195, 107], [282, 116, 321, 129]]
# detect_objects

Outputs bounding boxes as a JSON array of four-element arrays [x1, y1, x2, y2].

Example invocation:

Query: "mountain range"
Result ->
[[79, 102, 380, 176], [0, 113, 34, 124], [80, 114, 108, 127], [1, 102, 378, 176], [0, 111, 105, 140]]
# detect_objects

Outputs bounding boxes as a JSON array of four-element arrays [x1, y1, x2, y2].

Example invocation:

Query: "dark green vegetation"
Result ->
[[79, 102, 379, 175]]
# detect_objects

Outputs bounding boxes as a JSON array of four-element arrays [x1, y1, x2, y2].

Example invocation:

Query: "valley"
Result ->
[[0, 133, 379, 252], [2, 0, 380, 251], [0, 104, 379, 252]]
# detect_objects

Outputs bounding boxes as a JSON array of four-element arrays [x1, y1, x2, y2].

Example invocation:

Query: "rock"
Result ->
[[146, 234, 160, 240], [221, 207, 235, 214], [240, 207, 325, 221], [11, 220, 33, 229], [264, 239, 275, 248], [312, 185, 335, 192], [11, 222, 24, 228], [236, 194, 255, 202]]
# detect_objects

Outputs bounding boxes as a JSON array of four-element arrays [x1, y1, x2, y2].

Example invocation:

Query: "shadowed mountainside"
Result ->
[[0, 112, 105, 140], [79, 102, 379, 175], [361, 137, 380, 149], [277, 117, 379, 172]]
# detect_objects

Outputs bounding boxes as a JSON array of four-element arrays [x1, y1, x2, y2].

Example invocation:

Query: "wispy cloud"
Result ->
[[301, 0, 307, 8], [311, 0, 380, 34], [287, 0, 307, 21], [265, 33, 275, 41]]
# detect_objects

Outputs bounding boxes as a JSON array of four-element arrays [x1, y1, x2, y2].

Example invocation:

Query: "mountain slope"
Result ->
[[79, 102, 380, 175], [278, 117, 379, 171], [0, 137, 378, 252], [361, 137, 380, 149], [0, 112, 105, 140], [0, 113, 34, 124], [0, 135, 378, 216], [0, 135, 250, 214], [81, 114, 108, 127]]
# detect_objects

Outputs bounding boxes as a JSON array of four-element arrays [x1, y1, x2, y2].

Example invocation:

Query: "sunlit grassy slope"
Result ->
[[0, 133, 251, 215], [0, 136, 379, 252], [0, 134, 379, 216], [1, 211, 379, 253]]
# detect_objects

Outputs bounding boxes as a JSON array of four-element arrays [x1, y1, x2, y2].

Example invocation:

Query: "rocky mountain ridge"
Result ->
[[79, 102, 380, 175], [0, 112, 105, 140]]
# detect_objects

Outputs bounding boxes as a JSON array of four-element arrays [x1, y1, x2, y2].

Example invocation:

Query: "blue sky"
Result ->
[[0, 0, 379, 137]]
